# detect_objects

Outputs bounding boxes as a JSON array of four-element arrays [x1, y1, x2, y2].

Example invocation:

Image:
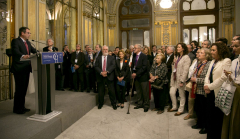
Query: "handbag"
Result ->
[[185, 81, 192, 92], [215, 76, 236, 115], [151, 79, 163, 90], [71, 66, 75, 73], [117, 80, 126, 86]]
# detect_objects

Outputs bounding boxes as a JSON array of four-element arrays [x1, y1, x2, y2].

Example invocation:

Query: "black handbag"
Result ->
[[151, 78, 163, 90]]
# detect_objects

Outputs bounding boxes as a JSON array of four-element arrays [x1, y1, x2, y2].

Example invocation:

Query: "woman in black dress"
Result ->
[[115, 50, 130, 108]]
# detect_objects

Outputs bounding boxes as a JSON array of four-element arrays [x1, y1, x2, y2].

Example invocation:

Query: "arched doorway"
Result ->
[[119, 0, 152, 49], [180, 0, 219, 45]]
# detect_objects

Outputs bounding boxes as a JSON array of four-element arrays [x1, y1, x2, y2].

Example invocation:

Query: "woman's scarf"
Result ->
[[191, 60, 208, 98]]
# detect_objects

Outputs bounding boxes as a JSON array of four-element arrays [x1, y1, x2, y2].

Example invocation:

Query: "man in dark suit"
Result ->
[[165, 46, 175, 111], [191, 40, 198, 55], [43, 39, 58, 52], [151, 45, 157, 58], [94, 45, 117, 110], [71, 44, 85, 92], [62, 45, 71, 88], [84, 47, 96, 93], [11, 27, 37, 114], [132, 44, 149, 112], [187, 44, 196, 63], [43, 39, 64, 91], [93, 44, 102, 66]]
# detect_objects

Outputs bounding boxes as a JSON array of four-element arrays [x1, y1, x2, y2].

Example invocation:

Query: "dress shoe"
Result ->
[[151, 108, 158, 111], [135, 101, 138, 104], [167, 109, 177, 112], [184, 114, 191, 120], [134, 106, 143, 109], [157, 110, 164, 114], [199, 128, 207, 134], [192, 124, 202, 129], [13, 110, 25, 114], [174, 112, 183, 116], [74, 89, 78, 92], [117, 104, 121, 107], [121, 104, 124, 108], [23, 108, 30, 112], [144, 108, 149, 112], [98, 105, 103, 109], [124, 99, 127, 102], [87, 89, 90, 93], [80, 90, 84, 92], [113, 105, 117, 110]]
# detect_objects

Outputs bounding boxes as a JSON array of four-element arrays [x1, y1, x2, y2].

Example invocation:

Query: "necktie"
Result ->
[[76, 52, 79, 58], [103, 56, 106, 72], [24, 42, 29, 54], [135, 55, 139, 66]]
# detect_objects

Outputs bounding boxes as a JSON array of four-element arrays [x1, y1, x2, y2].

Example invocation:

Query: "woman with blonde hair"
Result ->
[[149, 53, 168, 114], [189, 48, 212, 134]]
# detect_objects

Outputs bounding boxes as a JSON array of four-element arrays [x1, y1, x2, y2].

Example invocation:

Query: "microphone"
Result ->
[[31, 40, 47, 45]]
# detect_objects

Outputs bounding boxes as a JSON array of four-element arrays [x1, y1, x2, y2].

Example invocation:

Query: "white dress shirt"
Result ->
[[166, 54, 172, 63]]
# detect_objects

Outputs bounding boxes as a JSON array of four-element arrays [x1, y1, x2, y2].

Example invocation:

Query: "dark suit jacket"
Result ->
[[93, 50, 102, 66], [84, 53, 95, 71], [147, 54, 153, 66], [11, 37, 37, 74], [151, 52, 157, 59], [70, 51, 85, 73], [62, 51, 71, 75], [94, 55, 116, 82], [43, 46, 58, 52], [165, 53, 174, 80], [131, 52, 149, 82], [115, 59, 130, 82], [188, 52, 196, 63], [192, 48, 198, 55]]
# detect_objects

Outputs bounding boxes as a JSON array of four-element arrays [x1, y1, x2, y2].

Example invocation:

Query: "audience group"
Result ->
[[46, 34, 240, 139]]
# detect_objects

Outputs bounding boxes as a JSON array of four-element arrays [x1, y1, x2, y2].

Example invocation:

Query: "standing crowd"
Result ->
[[11, 27, 240, 139], [55, 35, 240, 139]]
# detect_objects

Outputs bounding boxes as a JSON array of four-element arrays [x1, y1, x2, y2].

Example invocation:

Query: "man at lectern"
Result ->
[[11, 27, 37, 114]]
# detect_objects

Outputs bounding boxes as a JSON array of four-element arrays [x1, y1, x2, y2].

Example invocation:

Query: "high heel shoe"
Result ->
[[121, 104, 124, 108], [117, 104, 121, 107]]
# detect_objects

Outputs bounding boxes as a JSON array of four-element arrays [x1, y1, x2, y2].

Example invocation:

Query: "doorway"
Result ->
[[119, 0, 152, 49]]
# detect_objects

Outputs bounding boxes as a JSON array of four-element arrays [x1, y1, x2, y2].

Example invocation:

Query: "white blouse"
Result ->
[[120, 62, 123, 70]]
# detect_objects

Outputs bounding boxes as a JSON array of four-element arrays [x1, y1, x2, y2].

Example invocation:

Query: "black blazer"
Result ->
[[70, 51, 85, 73], [115, 59, 130, 82], [43, 46, 58, 52], [165, 53, 174, 80], [131, 52, 149, 82], [62, 51, 71, 75], [151, 52, 157, 59], [94, 55, 116, 82], [93, 50, 102, 66], [84, 53, 95, 71], [11, 37, 37, 74]]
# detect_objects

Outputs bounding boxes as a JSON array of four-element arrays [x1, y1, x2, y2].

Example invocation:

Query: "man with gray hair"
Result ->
[[43, 39, 58, 52], [202, 40, 211, 48], [165, 46, 175, 111], [95, 45, 117, 110], [132, 44, 150, 112]]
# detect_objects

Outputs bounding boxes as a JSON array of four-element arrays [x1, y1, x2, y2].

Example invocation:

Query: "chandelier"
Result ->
[[155, 0, 177, 9]]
